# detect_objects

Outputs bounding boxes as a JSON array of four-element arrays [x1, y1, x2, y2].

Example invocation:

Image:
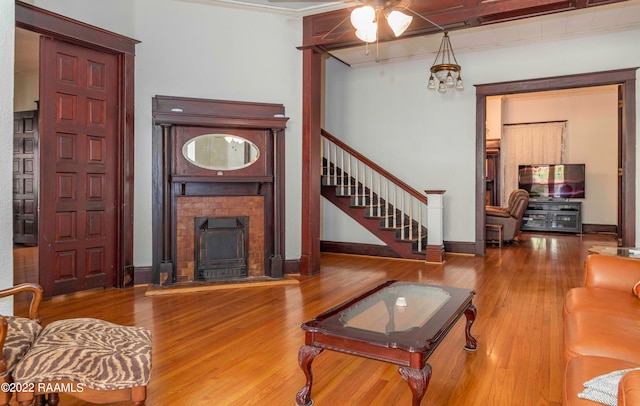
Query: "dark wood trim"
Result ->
[[301, 0, 628, 51], [300, 47, 323, 276], [323, 129, 427, 204], [151, 96, 289, 284], [475, 68, 638, 252], [475, 94, 488, 255], [476, 69, 637, 96], [321, 240, 474, 257], [444, 241, 477, 255], [134, 266, 153, 285], [321, 241, 402, 258], [15, 1, 138, 54], [171, 176, 274, 184], [15, 1, 138, 288], [581, 224, 618, 234], [284, 259, 301, 275], [426, 244, 446, 263]]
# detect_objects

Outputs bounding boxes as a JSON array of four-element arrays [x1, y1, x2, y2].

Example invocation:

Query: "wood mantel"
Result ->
[[151, 96, 289, 285]]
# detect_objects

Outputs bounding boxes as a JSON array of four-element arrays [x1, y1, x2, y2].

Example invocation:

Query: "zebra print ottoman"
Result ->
[[12, 318, 152, 405]]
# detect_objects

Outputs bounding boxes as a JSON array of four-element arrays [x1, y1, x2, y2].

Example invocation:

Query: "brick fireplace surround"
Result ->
[[176, 196, 265, 282]]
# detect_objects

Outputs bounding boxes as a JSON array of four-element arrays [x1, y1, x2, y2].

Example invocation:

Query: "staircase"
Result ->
[[321, 130, 428, 261]]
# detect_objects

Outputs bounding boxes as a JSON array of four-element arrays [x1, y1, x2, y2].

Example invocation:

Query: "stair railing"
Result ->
[[321, 129, 431, 253]]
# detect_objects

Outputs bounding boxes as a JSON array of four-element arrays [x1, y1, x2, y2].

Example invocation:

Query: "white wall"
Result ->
[[324, 29, 640, 244], [0, 0, 15, 314], [131, 0, 303, 264]]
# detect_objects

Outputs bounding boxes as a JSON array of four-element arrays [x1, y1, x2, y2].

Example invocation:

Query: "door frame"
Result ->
[[475, 68, 638, 254], [15, 1, 139, 287]]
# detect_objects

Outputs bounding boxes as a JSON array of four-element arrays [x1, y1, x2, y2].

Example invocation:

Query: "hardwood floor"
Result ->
[[10, 232, 616, 405]]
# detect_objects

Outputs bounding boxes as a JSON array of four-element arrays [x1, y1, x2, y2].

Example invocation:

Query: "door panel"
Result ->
[[39, 37, 118, 296], [13, 110, 39, 245]]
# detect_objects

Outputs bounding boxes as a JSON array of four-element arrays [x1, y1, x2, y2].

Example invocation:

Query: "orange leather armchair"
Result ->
[[485, 189, 529, 242]]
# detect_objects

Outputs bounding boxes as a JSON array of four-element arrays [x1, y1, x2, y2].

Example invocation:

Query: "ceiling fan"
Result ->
[[269, 0, 418, 43], [270, 0, 464, 93]]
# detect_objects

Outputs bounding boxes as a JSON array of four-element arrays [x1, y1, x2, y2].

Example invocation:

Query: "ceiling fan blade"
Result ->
[[321, 13, 354, 41]]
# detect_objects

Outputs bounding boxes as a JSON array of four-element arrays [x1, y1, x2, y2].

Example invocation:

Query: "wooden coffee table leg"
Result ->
[[398, 363, 432, 406], [464, 303, 477, 351], [296, 344, 324, 406]]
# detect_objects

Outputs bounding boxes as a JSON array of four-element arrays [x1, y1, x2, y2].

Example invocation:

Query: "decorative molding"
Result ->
[[425, 245, 445, 263], [134, 267, 153, 285], [444, 241, 476, 255], [321, 241, 402, 259], [582, 224, 618, 234], [284, 259, 301, 275]]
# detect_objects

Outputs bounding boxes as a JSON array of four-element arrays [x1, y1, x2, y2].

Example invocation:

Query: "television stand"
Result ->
[[521, 200, 582, 234]]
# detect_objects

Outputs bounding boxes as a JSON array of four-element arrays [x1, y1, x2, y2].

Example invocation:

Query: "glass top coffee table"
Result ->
[[296, 280, 477, 406]]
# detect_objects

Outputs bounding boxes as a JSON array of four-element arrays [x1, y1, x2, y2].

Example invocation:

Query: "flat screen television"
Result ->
[[518, 164, 585, 199]]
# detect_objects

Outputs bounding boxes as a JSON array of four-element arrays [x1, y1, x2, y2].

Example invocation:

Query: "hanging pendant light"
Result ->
[[428, 32, 463, 94]]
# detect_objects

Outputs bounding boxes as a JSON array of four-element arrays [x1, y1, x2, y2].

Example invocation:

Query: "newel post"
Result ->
[[425, 190, 445, 263]]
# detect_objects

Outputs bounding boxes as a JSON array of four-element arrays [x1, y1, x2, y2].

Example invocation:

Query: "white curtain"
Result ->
[[501, 122, 566, 204]]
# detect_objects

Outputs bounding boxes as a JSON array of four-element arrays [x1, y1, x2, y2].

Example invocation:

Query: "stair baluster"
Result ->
[[320, 130, 436, 261]]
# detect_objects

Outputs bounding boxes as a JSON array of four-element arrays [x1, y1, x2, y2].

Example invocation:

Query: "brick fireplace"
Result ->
[[176, 196, 265, 282]]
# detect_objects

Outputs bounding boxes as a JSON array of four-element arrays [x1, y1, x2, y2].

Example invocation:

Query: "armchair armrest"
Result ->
[[0, 284, 43, 323], [486, 207, 511, 218], [584, 255, 640, 292], [0, 316, 7, 377], [618, 369, 640, 406]]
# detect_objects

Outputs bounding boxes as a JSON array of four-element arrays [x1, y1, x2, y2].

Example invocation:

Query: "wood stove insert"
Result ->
[[195, 216, 249, 281]]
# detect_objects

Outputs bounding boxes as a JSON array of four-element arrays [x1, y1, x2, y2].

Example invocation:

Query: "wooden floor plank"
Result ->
[[9, 232, 616, 405]]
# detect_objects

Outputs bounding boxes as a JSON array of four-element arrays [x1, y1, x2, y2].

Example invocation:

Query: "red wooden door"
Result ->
[[39, 37, 118, 296]]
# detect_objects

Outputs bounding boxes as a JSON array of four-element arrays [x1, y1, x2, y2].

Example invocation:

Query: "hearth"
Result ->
[[195, 216, 249, 281]]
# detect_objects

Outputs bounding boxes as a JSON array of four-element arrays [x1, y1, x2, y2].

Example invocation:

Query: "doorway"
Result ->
[[14, 3, 138, 297], [475, 69, 637, 254]]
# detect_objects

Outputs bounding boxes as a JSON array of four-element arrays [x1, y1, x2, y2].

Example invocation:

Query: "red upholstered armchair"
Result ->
[[486, 189, 530, 242]]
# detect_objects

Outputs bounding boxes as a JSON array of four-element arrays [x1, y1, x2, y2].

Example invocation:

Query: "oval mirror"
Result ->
[[182, 134, 260, 171]]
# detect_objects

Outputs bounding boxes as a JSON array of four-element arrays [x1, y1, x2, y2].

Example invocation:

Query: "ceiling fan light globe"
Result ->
[[386, 10, 412, 37], [351, 6, 375, 30], [355, 22, 377, 43]]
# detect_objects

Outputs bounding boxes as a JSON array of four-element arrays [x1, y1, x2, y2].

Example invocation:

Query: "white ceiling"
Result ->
[[15, 0, 640, 71]]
